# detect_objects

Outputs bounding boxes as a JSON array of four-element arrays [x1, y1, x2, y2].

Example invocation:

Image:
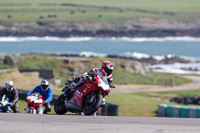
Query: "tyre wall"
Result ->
[[98, 102, 119, 116], [158, 104, 200, 118]]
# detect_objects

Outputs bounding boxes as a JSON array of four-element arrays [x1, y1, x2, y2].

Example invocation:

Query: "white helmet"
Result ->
[[41, 79, 49, 91], [5, 81, 14, 91]]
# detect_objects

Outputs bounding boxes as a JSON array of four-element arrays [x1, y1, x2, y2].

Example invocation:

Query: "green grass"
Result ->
[[112, 70, 191, 86], [18, 55, 63, 72], [17, 55, 66, 83], [156, 89, 200, 97], [0, 0, 200, 25], [1, 0, 200, 11], [17, 99, 27, 113], [0, 64, 14, 69]]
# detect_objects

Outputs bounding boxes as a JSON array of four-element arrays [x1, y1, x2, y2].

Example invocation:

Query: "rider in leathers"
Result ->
[[65, 61, 114, 106], [0, 81, 19, 113], [26, 79, 53, 114]]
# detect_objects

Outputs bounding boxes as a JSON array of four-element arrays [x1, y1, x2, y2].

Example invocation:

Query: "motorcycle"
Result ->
[[0, 96, 11, 113], [54, 73, 115, 115], [26, 93, 44, 114]]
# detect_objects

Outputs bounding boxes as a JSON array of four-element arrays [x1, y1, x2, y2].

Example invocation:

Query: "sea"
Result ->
[[1, 36, 200, 74]]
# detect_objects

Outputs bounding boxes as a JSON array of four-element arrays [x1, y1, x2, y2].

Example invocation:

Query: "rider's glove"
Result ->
[[86, 74, 96, 82], [86, 75, 92, 80], [109, 83, 116, 88], [92, 77, 96, 82], [10, 102, 14, 106], [43, 100, 48, 105]]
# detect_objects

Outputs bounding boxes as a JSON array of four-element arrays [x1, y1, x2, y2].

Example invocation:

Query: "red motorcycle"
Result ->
[[54, 74, 115, 115], [26, 93, 44, 114]]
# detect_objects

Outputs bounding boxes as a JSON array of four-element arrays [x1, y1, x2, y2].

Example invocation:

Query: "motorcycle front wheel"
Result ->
[[28, 108, 36, 114], [54, 95, 67, 115], [83, 93, 103, 115]]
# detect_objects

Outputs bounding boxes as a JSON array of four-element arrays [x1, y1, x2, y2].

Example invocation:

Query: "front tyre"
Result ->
[[54, 95, 67, 115], [28, 108, 36, 114], [83, 94, 103, 115]]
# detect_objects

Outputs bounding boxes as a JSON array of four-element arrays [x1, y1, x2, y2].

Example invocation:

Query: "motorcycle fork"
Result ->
[[85, 91, 101, 104]]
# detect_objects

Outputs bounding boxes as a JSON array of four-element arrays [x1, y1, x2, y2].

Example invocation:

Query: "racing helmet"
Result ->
[[5, 80, 14, 91], [101, 61, 114, 76], [41, 79, 49, 91]]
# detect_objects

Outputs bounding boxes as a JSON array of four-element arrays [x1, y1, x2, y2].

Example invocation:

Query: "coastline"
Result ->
[[1, 28, 200, 38]]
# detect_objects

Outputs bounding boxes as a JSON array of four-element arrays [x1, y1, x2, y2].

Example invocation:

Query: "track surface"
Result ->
[[1, 113, 200, 133], [1, 76, 200, 133]]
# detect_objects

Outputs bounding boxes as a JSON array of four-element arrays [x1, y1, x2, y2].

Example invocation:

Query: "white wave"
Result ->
[[79, 51, 107, 57], [1, 36, 200, 42], [152, 55, 165, 61], [119, 51, 200, 62], [120, 52, 150, 59], [120, 52, 173, 61], [0, 36, 93, 42], [149, 63, 200, 74], [118, 36, 200, 42], [0, 37, 19, 42]]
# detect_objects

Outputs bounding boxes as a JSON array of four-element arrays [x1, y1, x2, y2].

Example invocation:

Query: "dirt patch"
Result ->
[[0, 70, 60, 91], [139, 92, 177, 100]]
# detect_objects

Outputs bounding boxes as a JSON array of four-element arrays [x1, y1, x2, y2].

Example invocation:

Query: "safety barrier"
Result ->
[[158, 104, 200, 118], [100, 102, 119, 116]]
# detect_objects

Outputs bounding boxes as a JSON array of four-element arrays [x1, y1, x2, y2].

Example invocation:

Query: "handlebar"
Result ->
[[86, 75, 96, 82], [109, 83, 116, 88]]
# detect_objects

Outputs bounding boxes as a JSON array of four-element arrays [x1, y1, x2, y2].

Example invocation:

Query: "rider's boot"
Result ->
[[101, 98, 106, 107], [63, 83, 76, 99]]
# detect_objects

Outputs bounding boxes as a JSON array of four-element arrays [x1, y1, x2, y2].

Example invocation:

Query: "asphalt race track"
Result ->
[[0, 113, 200, 133]]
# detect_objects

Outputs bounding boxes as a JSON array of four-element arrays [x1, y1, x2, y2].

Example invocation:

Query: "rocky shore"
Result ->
[[0, 27, 200, 38]]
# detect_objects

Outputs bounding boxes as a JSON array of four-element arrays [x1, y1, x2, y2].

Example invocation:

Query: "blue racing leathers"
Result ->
[[26, 85, 53, 103]]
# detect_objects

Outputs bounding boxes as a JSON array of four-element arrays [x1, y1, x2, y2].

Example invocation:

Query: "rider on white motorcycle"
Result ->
[[26, 79, 53, 114], [65, 61, 114, 106], [26, 92, 44, 114]]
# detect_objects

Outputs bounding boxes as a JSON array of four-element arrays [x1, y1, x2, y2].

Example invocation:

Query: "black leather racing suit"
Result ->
[[0, 88, 19, 113]]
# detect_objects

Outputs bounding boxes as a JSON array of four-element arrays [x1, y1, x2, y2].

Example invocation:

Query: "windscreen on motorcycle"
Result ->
[[96, 75, 110, 91]]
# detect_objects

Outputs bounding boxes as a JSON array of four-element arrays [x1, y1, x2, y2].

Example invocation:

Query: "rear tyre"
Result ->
[[54, 95, 67, 115], [83, 94, 103, 115]]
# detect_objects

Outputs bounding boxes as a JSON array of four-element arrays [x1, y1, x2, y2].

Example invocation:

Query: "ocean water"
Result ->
[[1, 36, 200, 59], [1, 36, 200, 74]]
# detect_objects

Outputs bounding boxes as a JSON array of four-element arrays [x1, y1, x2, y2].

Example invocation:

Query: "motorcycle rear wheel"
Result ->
[[83, 94, 103, 115], [54, 95, 67, 115]]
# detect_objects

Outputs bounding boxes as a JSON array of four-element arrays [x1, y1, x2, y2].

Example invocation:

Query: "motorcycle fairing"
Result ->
[[72, 75, 111, 108], [0, 98, 11, 112], [72, 80, 100, 108]]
